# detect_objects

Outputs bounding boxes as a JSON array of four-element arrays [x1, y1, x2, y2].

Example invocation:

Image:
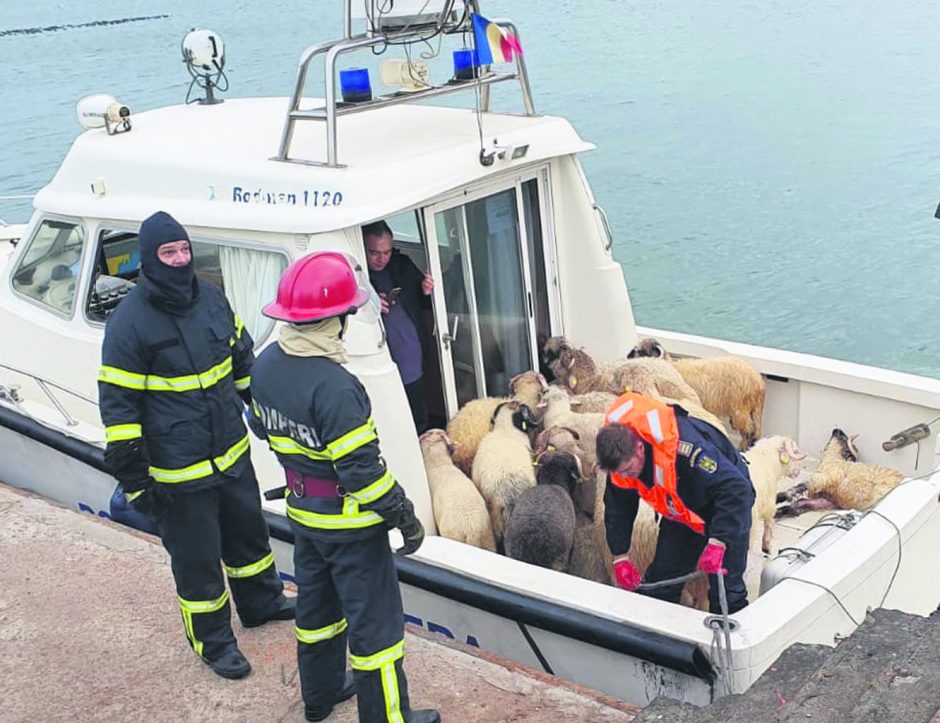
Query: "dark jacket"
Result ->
[[604, 407, 755, 556], [248, 344, 407, 542], [369, 250, 431, 352], [98, 212, 253, 493]]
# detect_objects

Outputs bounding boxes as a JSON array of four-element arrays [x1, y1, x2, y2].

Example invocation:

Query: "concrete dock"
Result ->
[[0, 484, 639, 722]]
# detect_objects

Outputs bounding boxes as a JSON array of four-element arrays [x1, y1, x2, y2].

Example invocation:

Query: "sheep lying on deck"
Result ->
[[504, 450, 581, 571], [471, 401, 538, 545], [777, 428, 905, 515], [629, 338, 766, 450], [419, 429, 496, 552], [741, 435, 805, 553], [446, 371, 547, 475]]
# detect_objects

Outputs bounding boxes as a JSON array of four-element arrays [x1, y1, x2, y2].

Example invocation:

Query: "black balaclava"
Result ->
[[137, 211, 198, 313]]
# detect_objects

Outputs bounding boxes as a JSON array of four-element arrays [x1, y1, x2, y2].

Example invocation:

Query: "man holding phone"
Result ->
[[363, 220, 434, 433]]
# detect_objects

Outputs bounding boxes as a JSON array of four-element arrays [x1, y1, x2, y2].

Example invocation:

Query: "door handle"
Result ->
[[441, 315, 459, 350]]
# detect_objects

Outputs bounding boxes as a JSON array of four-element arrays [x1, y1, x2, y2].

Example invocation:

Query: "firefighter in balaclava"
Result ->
[[248, 251, 440, 723], [98, 211, 294, 679], [597, 391, 755, 614]]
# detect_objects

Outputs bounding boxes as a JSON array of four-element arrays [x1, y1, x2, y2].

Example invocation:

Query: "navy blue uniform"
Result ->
[[250, 342, 416, 722], [604, 406, 755, 613], [98, 212, 284, 664]]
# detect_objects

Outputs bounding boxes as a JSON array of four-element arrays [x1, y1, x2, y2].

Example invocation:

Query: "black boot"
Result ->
[[241, 594, 296, 628], [206, 647, 252, 680], [404, 710, 441, 723], [305, 671, 357, 721]]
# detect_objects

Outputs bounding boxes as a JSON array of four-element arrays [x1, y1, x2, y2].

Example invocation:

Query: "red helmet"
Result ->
[[263, 251, 371, 323]]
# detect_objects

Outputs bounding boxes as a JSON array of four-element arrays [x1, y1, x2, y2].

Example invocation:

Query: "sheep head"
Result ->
[[509, 371, 549, 410], [534, 425, 582, 457], [551, 348, 596, 392], [628, 338, 669, 360], [492, 400, 539, 434], [821, 427, 859, 464], [534, 449, 582, 496], [541, 336, 572, 368], [778, 437, 807, 479]]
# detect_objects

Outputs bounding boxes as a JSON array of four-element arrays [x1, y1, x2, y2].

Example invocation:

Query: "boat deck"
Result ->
[[0, 483, 639, 723]]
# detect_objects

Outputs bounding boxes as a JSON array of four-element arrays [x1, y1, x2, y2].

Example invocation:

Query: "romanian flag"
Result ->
[[472, 13, 523, 65]]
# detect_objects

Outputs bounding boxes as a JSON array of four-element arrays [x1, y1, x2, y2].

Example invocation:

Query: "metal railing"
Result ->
[[275, 13, 535, 167], [0, 361, 97, 427]]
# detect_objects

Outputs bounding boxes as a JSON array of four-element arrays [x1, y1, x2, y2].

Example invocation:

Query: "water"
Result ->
[[2, 1, 939, 377]]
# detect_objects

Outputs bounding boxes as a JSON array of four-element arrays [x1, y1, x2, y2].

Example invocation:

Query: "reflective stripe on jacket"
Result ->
[[605, 391, 706, 535], [249, 345, 403, 541], [98, 281, 254, 489]]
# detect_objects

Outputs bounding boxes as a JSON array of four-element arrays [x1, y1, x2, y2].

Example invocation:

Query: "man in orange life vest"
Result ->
[[596, 391, 755, 613]]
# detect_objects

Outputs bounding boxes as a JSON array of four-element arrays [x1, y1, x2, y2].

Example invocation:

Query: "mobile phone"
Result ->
[[386, 287, 402, 304]]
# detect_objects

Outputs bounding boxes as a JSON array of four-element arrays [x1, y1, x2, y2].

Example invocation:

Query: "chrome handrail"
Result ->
[[275, 14, 535, 167], [0, 361, 97, 427]]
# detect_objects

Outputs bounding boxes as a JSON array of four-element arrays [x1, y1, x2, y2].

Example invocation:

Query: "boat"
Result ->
[[2, 0, 938, 708]]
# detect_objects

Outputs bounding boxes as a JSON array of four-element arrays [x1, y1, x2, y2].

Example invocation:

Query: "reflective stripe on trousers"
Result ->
[[178, 590, 229, 657], [350, 639, 406, 723]]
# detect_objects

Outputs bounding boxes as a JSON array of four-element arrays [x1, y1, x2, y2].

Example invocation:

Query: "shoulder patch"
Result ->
[[696, 454, 718, 474], [677, 441, 694, 458]]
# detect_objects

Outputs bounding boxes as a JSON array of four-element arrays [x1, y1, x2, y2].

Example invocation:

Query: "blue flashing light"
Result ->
[[340, 67, 373, 103], [453, 48, 480, 81]]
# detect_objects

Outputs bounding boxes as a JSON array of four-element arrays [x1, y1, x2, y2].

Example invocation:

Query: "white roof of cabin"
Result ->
[[35, 98, 593, 234]]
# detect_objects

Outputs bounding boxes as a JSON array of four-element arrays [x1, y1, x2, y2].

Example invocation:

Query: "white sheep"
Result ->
[[446, 371, 547, 475], [539, 387, 606, 516], [741, 435, 805, 554], [419, 429, 496, 552], [630, 338, 766, 450], [504, 449, 580, 571], [471, 401, 538, 545], [570, 390, 618, 414], [778, 428, 904, 514]]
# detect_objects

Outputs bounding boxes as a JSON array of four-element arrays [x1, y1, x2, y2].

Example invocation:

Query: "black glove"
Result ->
[[123, 478, 173, 520], [104, 439, 150, 487], [237, 387, 252, 406], [395, 497, 425, 556]]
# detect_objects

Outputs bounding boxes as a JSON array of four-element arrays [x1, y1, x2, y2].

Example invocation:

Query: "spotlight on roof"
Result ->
[[181, 29, 228, 105], [76, 94, 132, 135]]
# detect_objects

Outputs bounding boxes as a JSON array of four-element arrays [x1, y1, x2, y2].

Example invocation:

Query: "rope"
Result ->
[[635, 570, 704, 591]]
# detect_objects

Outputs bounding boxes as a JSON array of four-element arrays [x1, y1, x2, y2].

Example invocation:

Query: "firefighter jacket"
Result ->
[[603, 393, 754, 557], [98, 280, 254, 492], [248, 344, 406, 542]]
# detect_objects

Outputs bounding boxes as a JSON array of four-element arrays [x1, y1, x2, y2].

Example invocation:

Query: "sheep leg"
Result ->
[[761, 518, 774, 555], [776, 482, 808, 504], [776, 496, 836, 518]]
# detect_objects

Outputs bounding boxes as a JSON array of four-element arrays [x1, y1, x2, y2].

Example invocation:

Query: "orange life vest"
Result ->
[[604, 392, 706, 535]]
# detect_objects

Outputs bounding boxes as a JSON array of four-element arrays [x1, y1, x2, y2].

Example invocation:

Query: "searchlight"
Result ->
[[181, 28, 228, 105]]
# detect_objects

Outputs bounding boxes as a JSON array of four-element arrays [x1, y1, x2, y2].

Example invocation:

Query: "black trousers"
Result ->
[[157, 462, 284, 661], [642, 519, 749, 614], [294, 527, 411, 722], [404, 377, 429, 435]]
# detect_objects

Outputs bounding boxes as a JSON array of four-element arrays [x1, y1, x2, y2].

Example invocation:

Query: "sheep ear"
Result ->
[[562, 426, 581, 440], [567, 356, 576, 369]]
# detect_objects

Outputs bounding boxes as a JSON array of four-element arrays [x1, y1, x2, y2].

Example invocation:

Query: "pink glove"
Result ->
[[613, 556, 642, 591], [697, 539, 727, 575]]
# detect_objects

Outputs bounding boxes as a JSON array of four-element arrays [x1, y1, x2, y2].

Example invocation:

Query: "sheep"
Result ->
[[419, 429, 496, 552], [503, 449, 580, 571], [534, 425, 596, 518], [570, 390, 618, 414], [548, 345, 616, 394], [471, 400, 538, 545], [446, 371, 547, 475], [741, 435, 806, 554], [569, 512, 610, 584], [777, 428, 904, 515], [629, 338, 766, 450], [539, 387, 606, 515]]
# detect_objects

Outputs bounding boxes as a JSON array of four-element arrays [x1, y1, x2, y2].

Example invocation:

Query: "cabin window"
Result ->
[[86, 228, 287, 344], [11, 218, 85, 315]]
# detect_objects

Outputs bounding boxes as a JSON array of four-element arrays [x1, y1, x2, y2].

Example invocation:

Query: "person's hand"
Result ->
[[395, 498, 425, 556], [612, 555, 642, 591], [421, 272, 434, 296], [124, 478, 173, 520], [379, 293, 390, 315], [696, 539, 727, 575]]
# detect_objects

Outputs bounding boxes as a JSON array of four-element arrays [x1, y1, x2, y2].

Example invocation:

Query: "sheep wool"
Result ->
[[446, 371, 547, 475], [419, 429, 497, 552], [741, 435, 805, 553], [471, 401, 538, 544]]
